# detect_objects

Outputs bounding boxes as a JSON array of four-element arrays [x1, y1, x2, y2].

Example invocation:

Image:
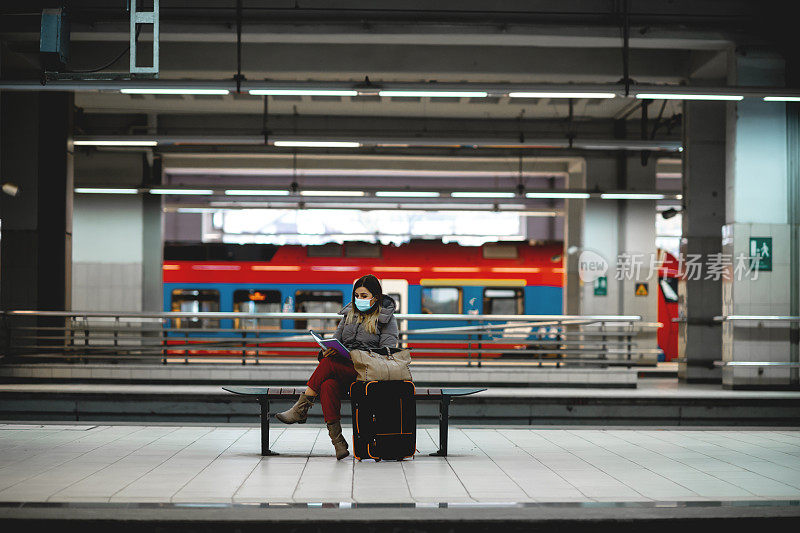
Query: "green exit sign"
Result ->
[[594, 276, 607, 296], [750, 237, 772, 271]]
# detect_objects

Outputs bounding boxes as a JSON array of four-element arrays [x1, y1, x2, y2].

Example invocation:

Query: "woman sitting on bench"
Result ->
[[276, 274, 399, 460]]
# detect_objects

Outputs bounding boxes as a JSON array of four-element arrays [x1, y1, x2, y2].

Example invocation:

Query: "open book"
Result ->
[[309, 330, 351, 359]]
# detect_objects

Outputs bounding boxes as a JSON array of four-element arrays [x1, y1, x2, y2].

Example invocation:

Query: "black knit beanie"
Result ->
[[353, 275, 382, 313]]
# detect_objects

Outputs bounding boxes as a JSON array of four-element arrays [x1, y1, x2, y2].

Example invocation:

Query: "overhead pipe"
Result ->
[[73, 135, 682, 152], [1, 79, 798, 99]]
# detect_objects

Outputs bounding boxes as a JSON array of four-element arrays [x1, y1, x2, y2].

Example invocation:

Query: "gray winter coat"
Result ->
[[332, 295, 399, 351]]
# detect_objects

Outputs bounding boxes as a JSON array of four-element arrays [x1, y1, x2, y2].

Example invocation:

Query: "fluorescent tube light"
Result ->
[[249, 89, 357, 96], [273, 141, 361, 148], [525, 192, 591, 199], [375, 191, 440, 198], [150, 189, 214, 195], [509, 92, 616, 99], [451, 192, 516, 198], [636, 93, 743, 101], [74, 140, 157, 147], [75, 188, 138, 194], [120, 88, 229, 95], [764, 96, 800, 102], [378, 90, 488, 98], [299, 190, 365, 197], [224, 189, 289, 196], [399, 203, 494, 210], [601, 193, 665, 200], [518, 211, 560, 216], [176, 208, 217, 213]]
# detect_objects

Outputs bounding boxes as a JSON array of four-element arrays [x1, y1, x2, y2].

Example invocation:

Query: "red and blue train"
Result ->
[[162, 240, 679, 361]]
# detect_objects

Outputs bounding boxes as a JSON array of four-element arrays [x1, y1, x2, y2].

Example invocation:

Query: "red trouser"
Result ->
[[307, 356, 358, 423]]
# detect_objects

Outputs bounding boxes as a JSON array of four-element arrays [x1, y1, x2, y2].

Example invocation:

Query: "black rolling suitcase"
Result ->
[[349, 380, 416, 461]]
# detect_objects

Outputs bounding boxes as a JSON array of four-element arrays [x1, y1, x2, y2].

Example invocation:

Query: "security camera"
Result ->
[[661, 208, 679, 219]]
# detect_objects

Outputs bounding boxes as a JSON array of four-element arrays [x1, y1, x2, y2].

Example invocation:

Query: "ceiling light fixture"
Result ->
[[74, 140, 158, 147], [150, 189, 214, 195], [525, 192, 591, 199], [75, 188, 139, 194], [273, 141, 361, 148], [375, 191, 440, 198], [299, 190, 365, 197], [517, 211, 560, 217], [249, 89, 357, 96], [120, 88, 229, 95], [509, 92, 616, 99], [636, 93, 743, 101], [764, 96, 800, 102], [378, 90, 488, 98], [600, 193, 665, 200], [451, 192, 516, 198], [224, 189, 289, 196]]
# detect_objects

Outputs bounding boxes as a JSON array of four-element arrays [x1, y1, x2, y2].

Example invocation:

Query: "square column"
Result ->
[[721, 52, 798, 388], [1, 92, 74, 313], [563, 154, 659, 353], [678, 101, 726, 383]]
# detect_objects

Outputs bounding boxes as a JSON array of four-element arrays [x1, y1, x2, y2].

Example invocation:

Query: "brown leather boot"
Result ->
[[327, 420, 349, 460], [275, 393, 314, 424]]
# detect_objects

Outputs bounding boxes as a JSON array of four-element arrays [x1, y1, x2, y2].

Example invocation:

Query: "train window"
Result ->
[[483, 288, 524, 315], [659, 277, 679, 303], [294, 290, 343, 332], [387, 293, 401, 310], [233, 290, 282, 330], [421, 287, 462, 314], [307, 243, 342, 257], [344, 242, 380, 258], [483, 243, 518, 259], [170, 289, 220, 328]]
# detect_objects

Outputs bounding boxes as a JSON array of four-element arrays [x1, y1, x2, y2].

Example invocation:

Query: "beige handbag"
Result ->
[[350, 348, 413, 381]]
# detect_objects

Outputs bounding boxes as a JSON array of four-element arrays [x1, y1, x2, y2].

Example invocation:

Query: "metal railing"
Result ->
[[0, 310, 660, 367], [714, 315, 800, 322], [714, 316, 800, 374]]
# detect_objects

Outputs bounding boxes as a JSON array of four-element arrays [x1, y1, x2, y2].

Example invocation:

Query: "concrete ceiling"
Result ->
[[1, 1, 787, 187]]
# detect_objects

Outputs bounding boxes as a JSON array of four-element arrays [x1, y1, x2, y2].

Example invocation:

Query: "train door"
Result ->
[[380, 279, 408, 341]]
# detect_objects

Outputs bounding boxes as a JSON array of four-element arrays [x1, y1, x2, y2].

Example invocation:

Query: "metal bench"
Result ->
[[223, 386, 485, 457]]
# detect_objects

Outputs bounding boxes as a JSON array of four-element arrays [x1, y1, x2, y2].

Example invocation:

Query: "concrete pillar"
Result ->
[[563, 153, 659, 353], [721, 51, 798, 388], [790, 103, 800, 385], [72, 152, 148, 312], [562, 161, 585, 315], [0, 92, 74, 313], [141, 156, 164, 312], [678, 101, 726, 383], [579, 156, 659, 324]]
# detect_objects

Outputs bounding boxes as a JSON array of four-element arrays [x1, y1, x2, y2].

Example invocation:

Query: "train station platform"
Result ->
[[1, 379, 800, 426], [0, 361, 645, 387], [0, 423, 798, 531]]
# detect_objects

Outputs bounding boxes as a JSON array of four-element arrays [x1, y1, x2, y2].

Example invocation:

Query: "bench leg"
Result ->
[[259, 399, 279, 456], [429, 396, 451, 457]]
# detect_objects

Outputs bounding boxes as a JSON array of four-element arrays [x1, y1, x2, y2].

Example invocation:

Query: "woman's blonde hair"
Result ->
[[345, 304, 380, 334]]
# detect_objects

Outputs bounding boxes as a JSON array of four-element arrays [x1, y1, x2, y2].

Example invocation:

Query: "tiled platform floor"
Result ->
[[0, 424, 799, 504]]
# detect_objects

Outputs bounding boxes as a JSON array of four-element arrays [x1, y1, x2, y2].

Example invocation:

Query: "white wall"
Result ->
[[72, 194, 144, 311]]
